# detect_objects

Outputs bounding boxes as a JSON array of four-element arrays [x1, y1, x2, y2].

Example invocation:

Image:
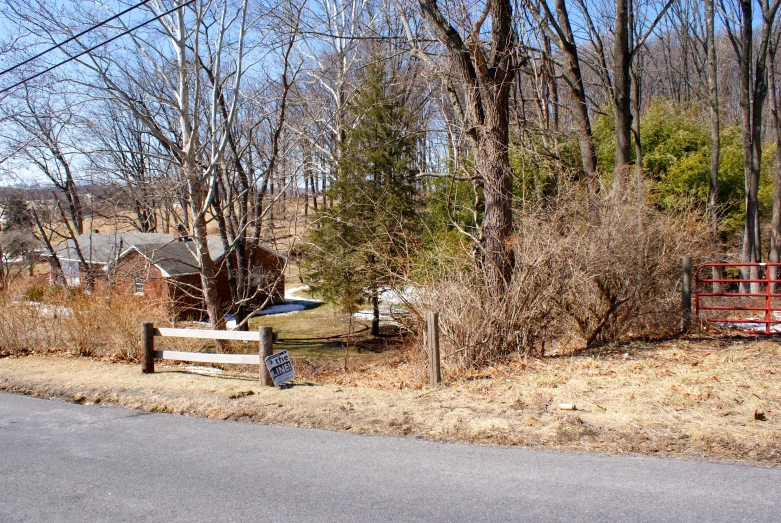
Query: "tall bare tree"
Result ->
[[2, 0, 258, 328], [1, 83, 84, 236], [723, 0, 781, 270], [396, 0, 516, 291], [524, 0, 601, 220]]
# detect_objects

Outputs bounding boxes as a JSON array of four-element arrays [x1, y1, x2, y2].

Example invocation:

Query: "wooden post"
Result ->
[[259, 326, 274, 386], [682, 256, 693, 330], [141, 322, 155, 374], [427, 312, 441, 387]]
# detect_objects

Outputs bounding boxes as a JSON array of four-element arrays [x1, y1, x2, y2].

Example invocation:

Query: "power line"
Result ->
[[0, 0, 196, 96], [0, 0, 153, 77]]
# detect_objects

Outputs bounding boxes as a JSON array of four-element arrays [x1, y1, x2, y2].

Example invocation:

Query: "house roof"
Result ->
[[132, 238, 225, 276], [53, 232, 285, 277], [55, 232, 173, 264]]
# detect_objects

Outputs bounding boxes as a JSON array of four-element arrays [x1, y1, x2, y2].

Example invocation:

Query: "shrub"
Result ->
[[415, 180, 712, 371], [558, 185, 710, 346], [23, 285, 46, 302], [415, 222, 567, 368], [50, 290, 169, 359], [0, 280, 169, 360], [0, 295, 57, 354]]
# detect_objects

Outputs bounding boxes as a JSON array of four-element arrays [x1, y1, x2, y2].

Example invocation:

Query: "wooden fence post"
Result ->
[[682, 256, 693, 330], [259, 326, 274, 386], [427, 312, 441, 387], [141, 322, 155, 374]]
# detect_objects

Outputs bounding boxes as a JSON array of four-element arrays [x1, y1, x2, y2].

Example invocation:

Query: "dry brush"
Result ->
[[415, 183, 712, 372]]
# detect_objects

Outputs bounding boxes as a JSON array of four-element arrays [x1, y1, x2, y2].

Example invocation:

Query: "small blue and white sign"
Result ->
[[265, 350, 295, 387]]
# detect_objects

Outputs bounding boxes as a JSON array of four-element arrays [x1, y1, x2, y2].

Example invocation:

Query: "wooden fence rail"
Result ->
[[142, 313, 444, 388], [141, 322, 274, 386]]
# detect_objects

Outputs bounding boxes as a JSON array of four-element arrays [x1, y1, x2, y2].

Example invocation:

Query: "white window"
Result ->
[[133, 279, 144, 296]]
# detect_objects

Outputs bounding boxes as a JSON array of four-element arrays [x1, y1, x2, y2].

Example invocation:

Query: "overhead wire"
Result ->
[[0, 0, 153, 77], [0, 0, 196, 96]]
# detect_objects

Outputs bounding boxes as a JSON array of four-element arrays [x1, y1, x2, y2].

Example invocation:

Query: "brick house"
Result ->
[[52, 232, 286, 317]]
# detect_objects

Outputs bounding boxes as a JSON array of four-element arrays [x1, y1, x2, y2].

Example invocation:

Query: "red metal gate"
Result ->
[[695, 262, 781, 334]]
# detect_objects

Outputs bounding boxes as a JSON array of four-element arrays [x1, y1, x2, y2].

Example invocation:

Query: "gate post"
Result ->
[[765, 264, 772, 335], [682, 256, 693, 330]]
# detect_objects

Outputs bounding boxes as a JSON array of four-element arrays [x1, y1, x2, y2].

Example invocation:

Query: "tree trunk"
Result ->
[[737, 0, 755, 291], [64, 175, 84, 236], [551, 0, 601, 221], [740, 0, 757, 287], [417, 0, 516, 292], [613, 0, 633, 195], [736, 0, 779, 290], [751, 73, 767, 267], [57, 201, 93, 292], [212, 181, 242, 328], [235, 305, 250, 331], [322, 164, 327, 209], [475, 120, 514, 290], [193, 212, 226, 329], [310, 173, 319, 212], [304, 154, 309, 217], [31, 208, 65, 285], [769, 45, 781, 291], [706, 0, 722, 291], [631, 63, 643, 179], [371, 286, 380, 337], [542, 35, 560, 133], [189, 170, 226, 334], [706, 0, 720, 234], [0, 223, 4, 290]]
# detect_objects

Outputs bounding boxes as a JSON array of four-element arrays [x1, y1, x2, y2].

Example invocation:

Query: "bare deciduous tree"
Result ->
[[396, 0, 516, 291]]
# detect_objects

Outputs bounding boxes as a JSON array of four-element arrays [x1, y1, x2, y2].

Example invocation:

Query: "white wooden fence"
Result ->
[[140, 312, 443, 387], [141, 322, 275, 385]]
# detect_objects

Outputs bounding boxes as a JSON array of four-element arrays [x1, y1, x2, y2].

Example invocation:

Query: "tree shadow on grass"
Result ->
[[547, 331, 780, 360]]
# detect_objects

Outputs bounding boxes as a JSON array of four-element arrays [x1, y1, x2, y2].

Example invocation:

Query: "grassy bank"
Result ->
[[1, 335, 779, 465]]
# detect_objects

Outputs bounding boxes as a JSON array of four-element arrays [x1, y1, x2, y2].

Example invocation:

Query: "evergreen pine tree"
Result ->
[[303, 59, 420, 336]]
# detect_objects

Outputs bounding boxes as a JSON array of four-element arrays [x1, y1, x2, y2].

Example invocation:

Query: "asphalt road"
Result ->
[[0, 393, 778, 522]]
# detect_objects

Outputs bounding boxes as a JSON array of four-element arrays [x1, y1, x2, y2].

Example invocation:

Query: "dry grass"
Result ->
[[1, 335, 778, 465], [0, 280, 171, 360]]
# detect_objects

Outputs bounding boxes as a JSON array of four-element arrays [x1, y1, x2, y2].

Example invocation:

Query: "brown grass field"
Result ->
[[1, 334, 779, 465]]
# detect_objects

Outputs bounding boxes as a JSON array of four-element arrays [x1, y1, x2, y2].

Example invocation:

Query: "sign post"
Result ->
[[259, 326, 273, 386]]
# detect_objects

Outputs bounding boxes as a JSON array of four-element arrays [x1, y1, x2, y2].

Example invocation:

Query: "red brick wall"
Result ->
[[113, 250, 169, 301], [108, 245, 286, 318], [214, 248, 286, 309], [165, 274, 207, 319]]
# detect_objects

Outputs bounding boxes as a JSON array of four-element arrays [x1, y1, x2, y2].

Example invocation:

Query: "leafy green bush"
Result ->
[[586, 98, 776, 237], [639, 101, 747, 231]]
